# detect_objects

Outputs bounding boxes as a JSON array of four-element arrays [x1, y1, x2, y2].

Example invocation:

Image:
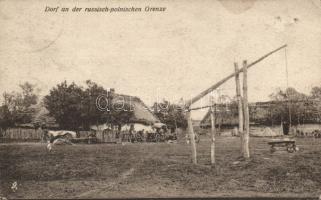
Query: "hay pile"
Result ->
[[251, 127, 282, 137]]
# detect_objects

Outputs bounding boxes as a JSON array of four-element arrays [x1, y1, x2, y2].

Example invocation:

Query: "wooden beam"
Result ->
[[242, 60, 250, 158], [188, 104, 215, 111], [185, 45, 287, 107], [186, 110, 197, 164], [234, 62, 244, 154], [210, 99, 216, 166], [189, 103, 237, 111]]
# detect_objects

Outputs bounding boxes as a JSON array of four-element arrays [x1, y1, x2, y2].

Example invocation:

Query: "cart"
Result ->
[[268, 139, 297, 153]]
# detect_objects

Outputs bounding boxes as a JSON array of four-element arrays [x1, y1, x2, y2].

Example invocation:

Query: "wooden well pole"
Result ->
[[210, 98, 216, 166], [242, 60, 250, 158], [183, 45, 286, 163], [234, 62, 244, 153], [186, 110, 197, 164], [185, 45, 287, 108]]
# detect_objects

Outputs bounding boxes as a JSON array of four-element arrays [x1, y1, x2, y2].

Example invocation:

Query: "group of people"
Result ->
[[123, 124, 177, 142]]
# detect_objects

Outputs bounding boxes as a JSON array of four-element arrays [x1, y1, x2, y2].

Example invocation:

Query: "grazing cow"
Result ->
[[47, 137, 74, 152], [46, 131, 75, 152], [46, 130, 77, 139]]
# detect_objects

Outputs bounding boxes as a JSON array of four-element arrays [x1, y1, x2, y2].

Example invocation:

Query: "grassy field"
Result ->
[[0, 136, 321, 198]]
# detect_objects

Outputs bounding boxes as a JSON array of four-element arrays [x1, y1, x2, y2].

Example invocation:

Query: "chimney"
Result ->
[[109, 88, 115, 97]]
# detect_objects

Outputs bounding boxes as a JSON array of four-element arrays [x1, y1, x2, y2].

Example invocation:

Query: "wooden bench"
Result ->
[[268, 140, 297, 153]]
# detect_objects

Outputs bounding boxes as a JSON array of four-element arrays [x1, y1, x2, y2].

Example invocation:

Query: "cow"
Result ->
[[45, 130, 76, 152], [45, 130, 77, 140]]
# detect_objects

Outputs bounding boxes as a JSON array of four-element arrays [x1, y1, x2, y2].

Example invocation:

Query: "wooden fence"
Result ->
[[0, 128, 43, 140], [77, 130, 118, 143], [1, 128, 123, 143], [96, 130, 119, 143]]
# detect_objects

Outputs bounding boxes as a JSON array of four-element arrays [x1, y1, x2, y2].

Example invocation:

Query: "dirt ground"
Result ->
[[0, 136, 321, 199]]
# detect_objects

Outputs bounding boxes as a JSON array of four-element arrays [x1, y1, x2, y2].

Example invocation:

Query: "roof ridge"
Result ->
[[114, 93, 140, 100]]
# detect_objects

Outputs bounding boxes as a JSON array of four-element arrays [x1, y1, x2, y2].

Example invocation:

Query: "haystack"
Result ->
[[250, 127, 282, 137]]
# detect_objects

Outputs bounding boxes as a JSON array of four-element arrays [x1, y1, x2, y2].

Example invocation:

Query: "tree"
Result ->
[[310, 86, 321, 99], [44, 80, 135, 131], [81, 80, 108, 130], [1, 82, 39, 125], [44, 81, 84, 130], [152, 100, 187, 130], [19, 82, 38, 107], [309, 86, 321, 123], [0, 105, 14, 134], [269, 87, 308, 125], [82, 80, 134, 129], [107, 102, 134, 128]]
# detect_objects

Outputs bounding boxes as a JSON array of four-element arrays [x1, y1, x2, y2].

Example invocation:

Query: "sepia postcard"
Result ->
[[0, 0, 321, 199]]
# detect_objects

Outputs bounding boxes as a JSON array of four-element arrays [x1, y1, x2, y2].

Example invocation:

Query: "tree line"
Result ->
[[210, 86, 321, 127], [0, 82, 39, 131], [0, 81, 320, 133], [0, 80, 187, 132], [0, 80, 135, 132], [265, 86, 321, 125]]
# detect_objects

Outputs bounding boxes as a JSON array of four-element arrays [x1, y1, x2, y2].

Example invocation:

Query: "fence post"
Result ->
[[210, 99, 216, 166], [242, 60, 250, 158], [186, 110, 197, 164], [234, 62, 244, 154]]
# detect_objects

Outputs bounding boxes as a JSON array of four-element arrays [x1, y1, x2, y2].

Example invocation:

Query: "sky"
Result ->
[[0, 0, 320, 119]]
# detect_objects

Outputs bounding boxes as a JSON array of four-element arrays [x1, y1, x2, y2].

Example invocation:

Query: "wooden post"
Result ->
[[234, 62, 244, 153], [242, 60, 250, 158], [270, 105, 274, 126], [186, 110, 197, 164], [102, 131, 105, 143], [288, 101, 292, 131], [210, 99, 216, 166]]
